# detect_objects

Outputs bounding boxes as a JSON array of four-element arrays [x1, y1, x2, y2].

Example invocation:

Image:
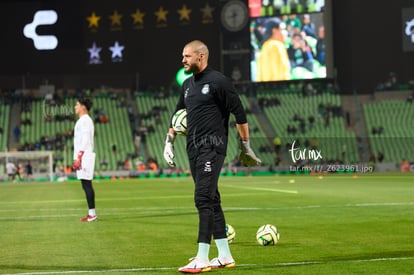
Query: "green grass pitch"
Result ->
[[0, 173, 413, 274]]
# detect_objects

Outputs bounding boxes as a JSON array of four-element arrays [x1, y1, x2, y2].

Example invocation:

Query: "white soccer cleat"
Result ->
[[178, 257, 211, 273], [209, 256, 236, 269]]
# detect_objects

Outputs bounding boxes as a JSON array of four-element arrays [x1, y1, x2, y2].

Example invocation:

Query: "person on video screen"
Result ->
[[256, 18, 291, 82]]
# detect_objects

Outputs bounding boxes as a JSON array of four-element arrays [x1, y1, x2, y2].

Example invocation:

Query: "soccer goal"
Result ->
[[0, 151, 53, 182]]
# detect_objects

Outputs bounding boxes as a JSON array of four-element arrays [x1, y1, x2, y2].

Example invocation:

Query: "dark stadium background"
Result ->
[[0, 0, 413, 92]]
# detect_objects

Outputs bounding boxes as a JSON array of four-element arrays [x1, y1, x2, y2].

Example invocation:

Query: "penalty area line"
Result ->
[[5, 256, 414, 275]]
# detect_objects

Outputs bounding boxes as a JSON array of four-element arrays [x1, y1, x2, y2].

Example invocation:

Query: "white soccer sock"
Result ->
[[88, 208, 96, 216], [196, 243, 210, 261], [215, 238, 232, 258]]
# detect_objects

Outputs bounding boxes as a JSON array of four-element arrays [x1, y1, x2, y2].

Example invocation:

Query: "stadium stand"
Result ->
[[136, 93, 189, 170], [363, 99, 414, 163], [230, 94, 276, 166], [93, 96, 135, 171], [18, 93, 134, 171], [0, 103, 10, 174], [0, 103, 10, 152], [257, 89, 360, 164], [2, 86, 412, 178]]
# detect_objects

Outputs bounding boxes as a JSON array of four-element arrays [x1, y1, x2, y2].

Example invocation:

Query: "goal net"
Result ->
[[0, 151, 53, 182]]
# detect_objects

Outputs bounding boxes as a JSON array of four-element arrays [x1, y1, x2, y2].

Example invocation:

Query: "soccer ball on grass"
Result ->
[[226, 224, 236, 243], [256, 224, 280, 246]]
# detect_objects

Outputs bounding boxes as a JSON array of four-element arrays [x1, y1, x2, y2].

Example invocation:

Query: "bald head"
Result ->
[[182, 40, 209, 74]]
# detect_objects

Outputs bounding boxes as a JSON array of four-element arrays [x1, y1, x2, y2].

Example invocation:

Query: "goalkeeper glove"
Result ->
[[239, 140, 262, 167], [73, 150, 84, 171], [163, 133, 176, 167]]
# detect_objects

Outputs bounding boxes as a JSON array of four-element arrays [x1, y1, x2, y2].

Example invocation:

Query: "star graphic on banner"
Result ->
[[154, 6, 168, 23], [88, 42, 102, 63], [177, 4, 192, 21], [109, 41, 125, 59], [109, 10, 123, 26], [86, 12, 101, 28], [200, 3, 215, 20], [131, 9, 145, 25]]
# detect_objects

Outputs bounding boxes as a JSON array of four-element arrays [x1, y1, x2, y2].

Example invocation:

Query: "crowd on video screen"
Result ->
[[250, 12, 326, 82]]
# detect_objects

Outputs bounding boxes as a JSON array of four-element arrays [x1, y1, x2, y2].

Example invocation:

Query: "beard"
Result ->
[[184, 63, 199, 74]]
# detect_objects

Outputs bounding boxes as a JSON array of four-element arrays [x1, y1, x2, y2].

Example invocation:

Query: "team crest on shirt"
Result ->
[[201, 84, 210, 95]]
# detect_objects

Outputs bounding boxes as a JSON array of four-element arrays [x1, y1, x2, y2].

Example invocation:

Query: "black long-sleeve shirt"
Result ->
[[174, 67, 247, 159]]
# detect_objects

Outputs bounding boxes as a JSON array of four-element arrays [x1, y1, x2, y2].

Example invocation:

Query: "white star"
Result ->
[[109, 41, 125, 58], [88, 42, 102, 59]]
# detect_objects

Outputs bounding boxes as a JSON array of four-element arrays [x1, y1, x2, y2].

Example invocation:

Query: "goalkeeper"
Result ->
[[164, 40, 261, 273], [73, 98, 97, 222]]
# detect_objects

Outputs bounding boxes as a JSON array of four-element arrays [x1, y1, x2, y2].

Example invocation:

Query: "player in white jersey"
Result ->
[[73, 98, 97, 222]]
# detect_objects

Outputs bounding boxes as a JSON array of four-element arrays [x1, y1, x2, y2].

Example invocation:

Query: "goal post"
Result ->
[[0, 151, 53, 182]]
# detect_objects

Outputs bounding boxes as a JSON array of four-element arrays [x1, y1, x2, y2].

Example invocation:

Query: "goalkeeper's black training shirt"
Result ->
[[173, 67, 247, 160]]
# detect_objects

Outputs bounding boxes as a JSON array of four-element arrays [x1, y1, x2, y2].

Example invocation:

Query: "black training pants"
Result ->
[[189, 146, 227, 244], [81, 179, 95, 209]]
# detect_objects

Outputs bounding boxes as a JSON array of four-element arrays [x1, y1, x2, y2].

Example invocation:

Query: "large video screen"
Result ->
[[248, 0, 331, 83]]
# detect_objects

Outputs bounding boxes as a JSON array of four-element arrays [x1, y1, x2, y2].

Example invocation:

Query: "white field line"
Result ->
[[0, 195, 194, 205], [0, 202, 414, 220], [0, 202, 414, 221], [4, 256, 414, 275], [225, 184, 298, 194]]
